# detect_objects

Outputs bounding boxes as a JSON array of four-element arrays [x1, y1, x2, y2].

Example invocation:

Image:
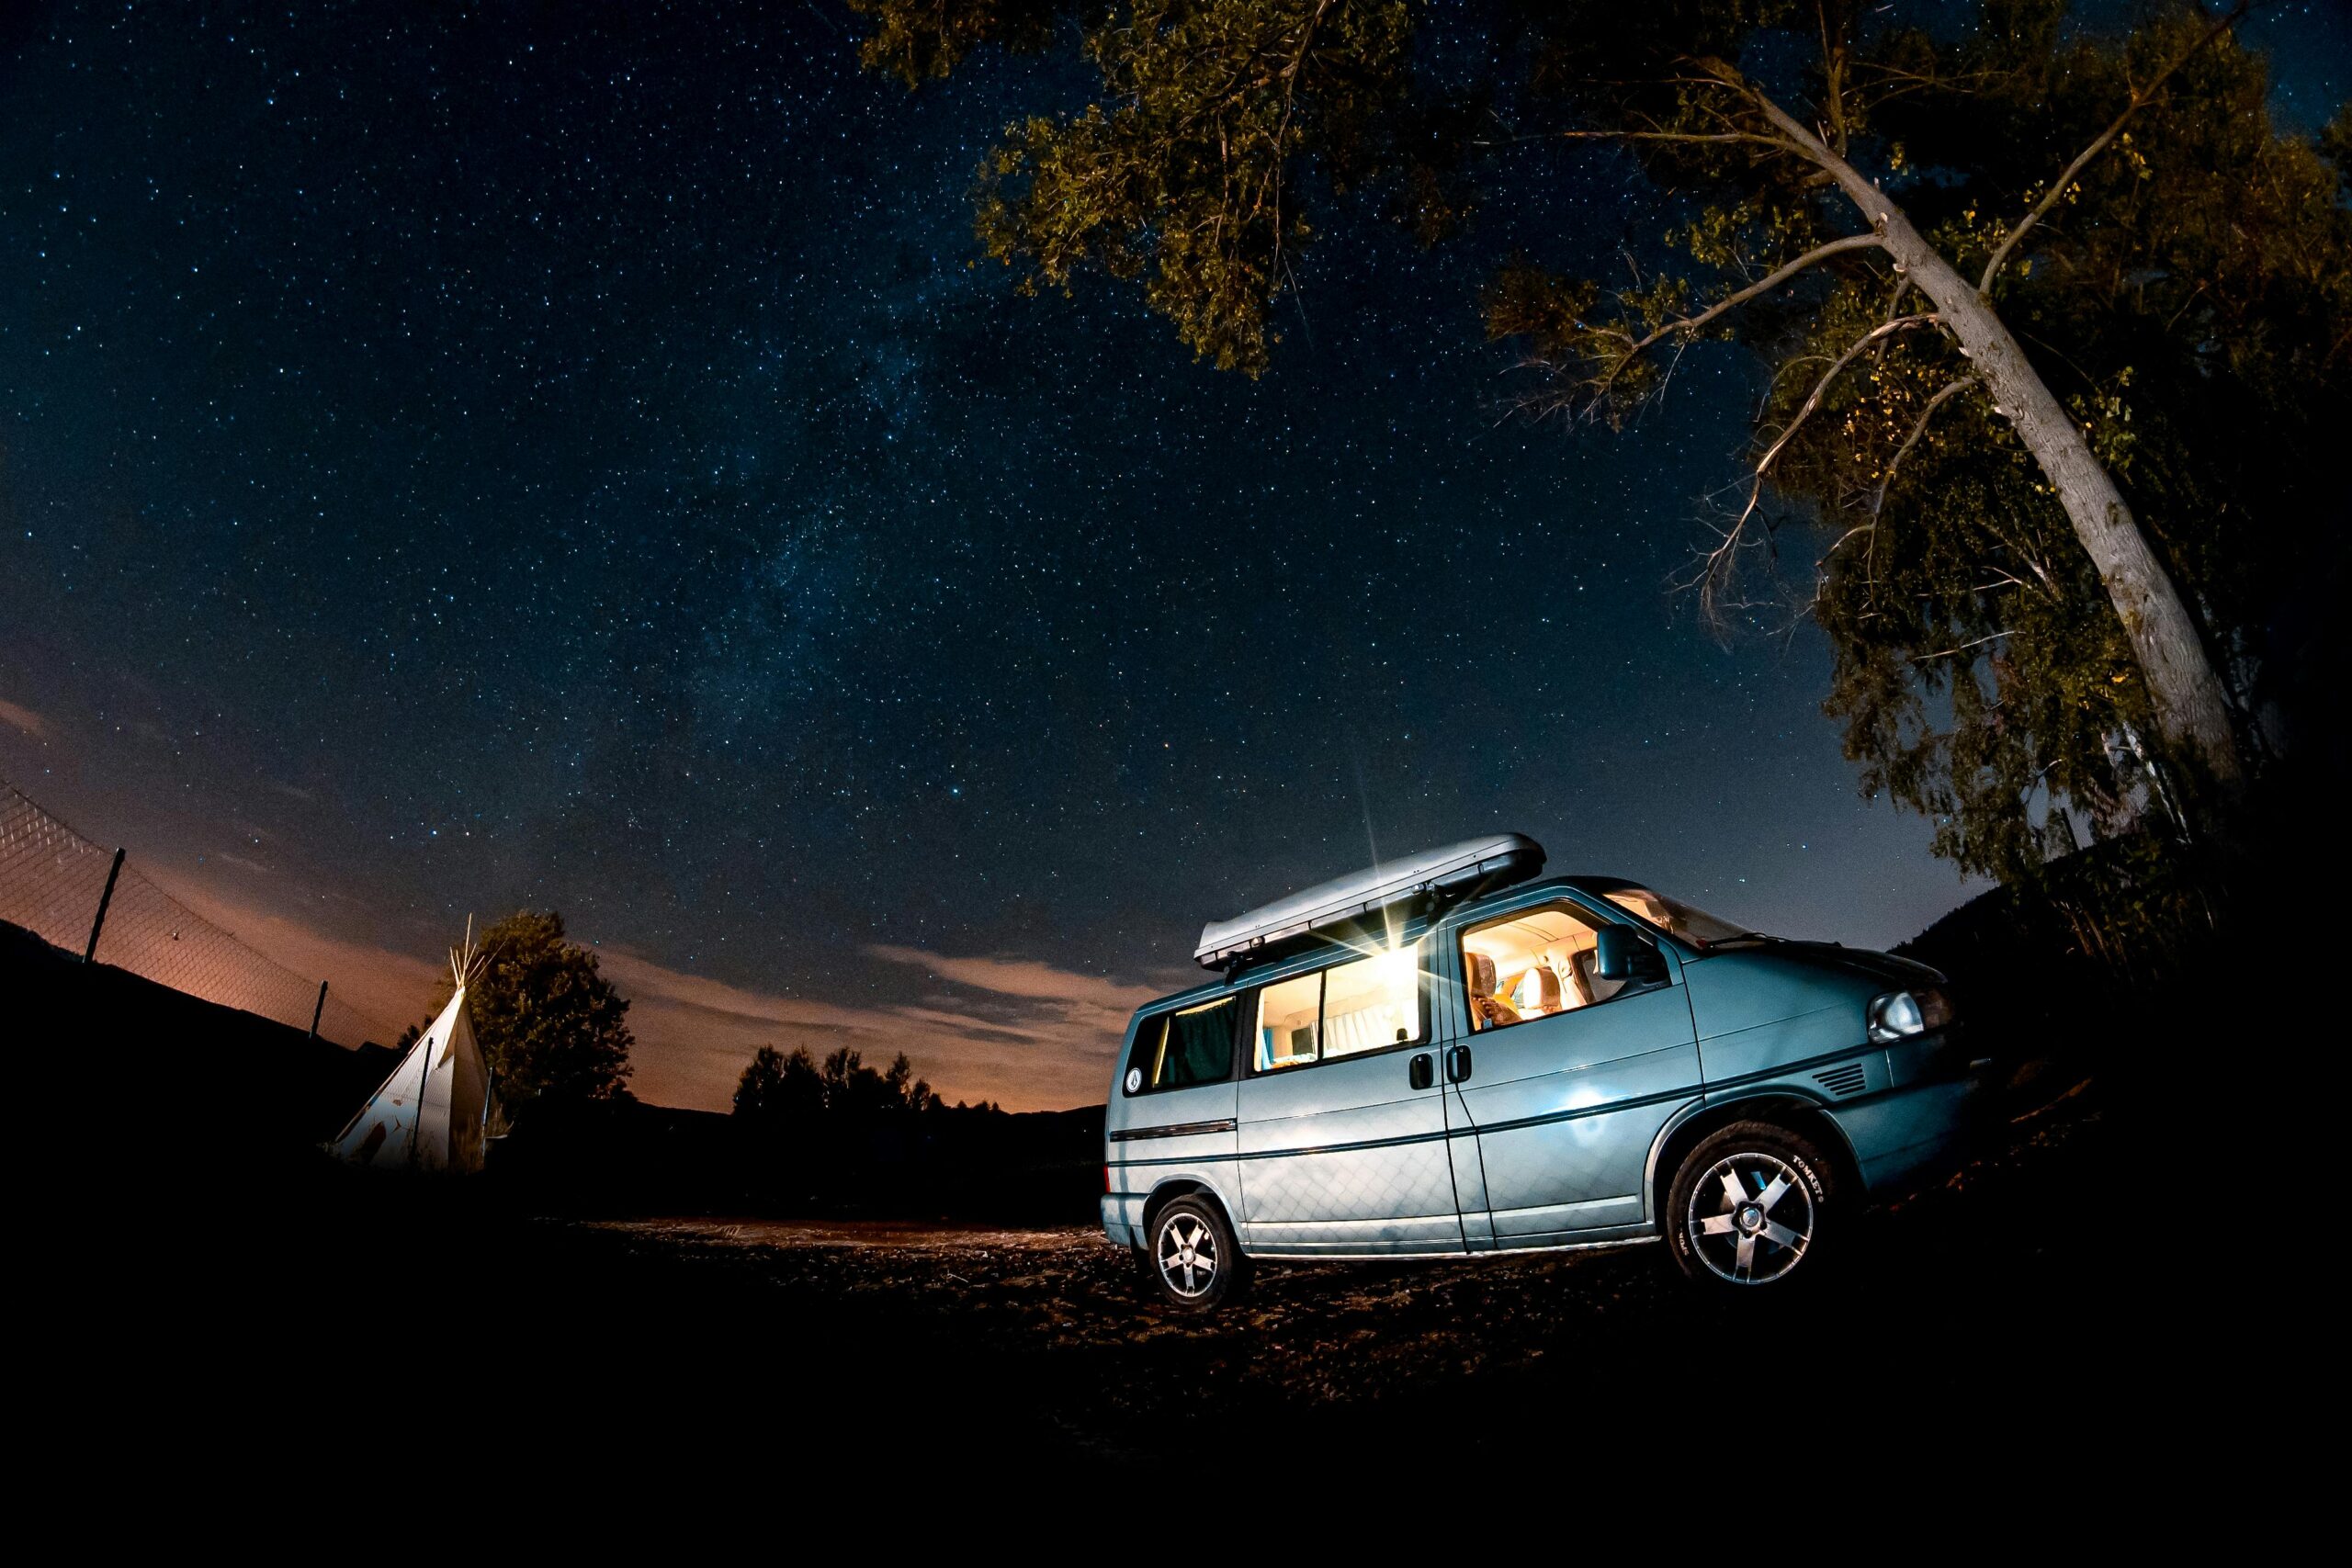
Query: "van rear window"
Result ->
[[1139, 996, 1238, 1091]]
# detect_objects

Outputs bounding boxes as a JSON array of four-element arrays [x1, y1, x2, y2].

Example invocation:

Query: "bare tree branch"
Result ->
[[1755, 314, 1943, 492], [1718, 64, 1893, 210], [1255, 0, 1335, 295], [1977, 1, 2251, 292], [1690, 313, 1945, 622], [1912, 630, 2015, 663], [1498, 231, 1883, 428], [1871, 376, 1977, 525], [1617, 232, 1883, 364], [1816, 0, 1849, 157], [1863, 374, 1977, 602], [1474, 129, 1788, 151]]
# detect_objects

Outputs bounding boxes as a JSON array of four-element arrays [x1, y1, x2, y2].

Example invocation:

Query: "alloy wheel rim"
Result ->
[[1157, 1213, 1218, 1299], [1687, 1152, 1814, 1284]]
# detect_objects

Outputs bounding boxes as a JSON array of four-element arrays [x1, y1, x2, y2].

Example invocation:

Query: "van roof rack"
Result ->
[[1194, 832, 1546, 970]]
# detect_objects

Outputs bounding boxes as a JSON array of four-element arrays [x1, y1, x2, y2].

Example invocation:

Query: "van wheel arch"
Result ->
[[1648, 1096, 1860, 1231], [1140, 1179, 1231, 1246]]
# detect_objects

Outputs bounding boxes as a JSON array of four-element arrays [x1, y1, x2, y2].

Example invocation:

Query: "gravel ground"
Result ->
[[536, 1077, 2128, 1461]]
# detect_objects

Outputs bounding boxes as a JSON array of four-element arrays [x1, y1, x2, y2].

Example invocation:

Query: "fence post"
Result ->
[[310, 980, 328, 1040], [84, 847, 125, 964]]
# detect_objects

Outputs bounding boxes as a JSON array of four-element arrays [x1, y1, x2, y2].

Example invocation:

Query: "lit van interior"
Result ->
[[1460, 903, 1630, 1032], [1253, 945, 1422, 1071]]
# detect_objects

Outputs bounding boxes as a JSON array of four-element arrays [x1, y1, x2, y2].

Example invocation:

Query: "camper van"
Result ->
[[1103, 834, 1991, 1306]]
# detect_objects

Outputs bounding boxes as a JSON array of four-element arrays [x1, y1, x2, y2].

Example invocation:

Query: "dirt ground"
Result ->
[[452, 1077, 2175, 1468], [123, 1072, 2245, 1502]]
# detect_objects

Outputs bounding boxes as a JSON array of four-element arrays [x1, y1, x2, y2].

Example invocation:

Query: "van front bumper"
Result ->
[[1828, 1035, 1999, 1196]]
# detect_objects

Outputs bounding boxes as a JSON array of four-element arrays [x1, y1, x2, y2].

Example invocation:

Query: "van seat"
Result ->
[[1510, 964, 1562, 1017]]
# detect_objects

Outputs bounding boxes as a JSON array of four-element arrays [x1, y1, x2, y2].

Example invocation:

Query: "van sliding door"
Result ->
[[1233, 945, 1464, 1258]]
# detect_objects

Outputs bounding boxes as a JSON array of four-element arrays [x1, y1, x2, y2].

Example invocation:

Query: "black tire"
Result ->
[[1665, 1120, 1838, 1291], [1140, 1194, 1248, 1311]]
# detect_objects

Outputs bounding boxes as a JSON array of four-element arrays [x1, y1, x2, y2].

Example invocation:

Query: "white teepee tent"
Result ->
[[329, 922, 499, 1173]]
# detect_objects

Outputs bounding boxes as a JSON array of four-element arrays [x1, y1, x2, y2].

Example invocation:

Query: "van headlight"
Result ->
[[1868, 987, 1952, 1043]]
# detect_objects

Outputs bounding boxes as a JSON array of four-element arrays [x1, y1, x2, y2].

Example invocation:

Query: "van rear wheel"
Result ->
[[1666, 1121, 1836, 1290], [1142, 1196, 1247, 1311]]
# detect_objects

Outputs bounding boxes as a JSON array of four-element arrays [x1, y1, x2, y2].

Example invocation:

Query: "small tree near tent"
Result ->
[[457, 910, 636, 1111], [847, 0, 2352, 876]]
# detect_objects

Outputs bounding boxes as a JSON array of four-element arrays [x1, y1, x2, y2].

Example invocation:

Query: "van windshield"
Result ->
[[1601, 887, 1763, 951]]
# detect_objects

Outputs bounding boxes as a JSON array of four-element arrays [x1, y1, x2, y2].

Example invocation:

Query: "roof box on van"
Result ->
[[1194, 833, 1546, 969]]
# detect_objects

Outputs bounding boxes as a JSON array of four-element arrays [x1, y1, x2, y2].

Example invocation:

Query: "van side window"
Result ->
[[1253, 972, 1321, 1070], [1323, 947, 1422, 1057], [1140, 996, 1238, 1090], [1461, 903, 1636, 1032], [1252, 946, 1424, 1072]]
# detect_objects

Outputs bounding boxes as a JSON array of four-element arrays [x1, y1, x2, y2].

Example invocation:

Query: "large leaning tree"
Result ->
[[847, 0, 2350, 874]]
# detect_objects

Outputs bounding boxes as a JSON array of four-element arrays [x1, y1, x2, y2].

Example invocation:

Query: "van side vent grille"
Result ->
[[1814, 1063, 1868, 1098]]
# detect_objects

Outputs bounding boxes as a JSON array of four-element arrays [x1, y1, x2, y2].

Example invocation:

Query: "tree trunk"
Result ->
[[1757, 98, 2245, 786]]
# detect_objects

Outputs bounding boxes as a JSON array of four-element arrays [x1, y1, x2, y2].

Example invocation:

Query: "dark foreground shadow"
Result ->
[[62, 1070, 2246, 1512]]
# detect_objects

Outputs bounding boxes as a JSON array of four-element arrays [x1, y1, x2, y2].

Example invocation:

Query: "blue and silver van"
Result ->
[[1102, 834, 1991, 1305]]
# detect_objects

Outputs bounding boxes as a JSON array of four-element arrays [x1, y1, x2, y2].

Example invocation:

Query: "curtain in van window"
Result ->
[[1157, 998, 1236, 1088], [1319, 946, 1422, 1056], [1323, 1005, 1391, 1055]]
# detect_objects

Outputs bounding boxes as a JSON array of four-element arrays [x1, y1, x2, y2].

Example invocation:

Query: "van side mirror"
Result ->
[[1595, 925, 1665, 984]]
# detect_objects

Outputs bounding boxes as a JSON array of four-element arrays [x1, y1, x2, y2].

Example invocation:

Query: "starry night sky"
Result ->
[[4, 2, 2346, 1109]]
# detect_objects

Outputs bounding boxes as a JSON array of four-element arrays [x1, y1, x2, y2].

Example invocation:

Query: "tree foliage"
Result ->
[[851, 0, 1062, 85], [855, 0, 1419, 373], [462, 910, 636, 1110]]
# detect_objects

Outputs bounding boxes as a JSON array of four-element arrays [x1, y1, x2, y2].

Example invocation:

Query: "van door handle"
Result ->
[[1408, 1054, 1433, 1090], [1445, 1044, 1473, 1084]]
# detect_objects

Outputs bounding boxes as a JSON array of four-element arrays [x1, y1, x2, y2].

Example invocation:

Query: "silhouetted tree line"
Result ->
[[734, 1044, 959, 1124], [717, 1043, 1088, 1214]]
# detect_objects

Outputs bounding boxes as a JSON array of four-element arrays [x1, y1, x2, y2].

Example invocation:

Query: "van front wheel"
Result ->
[[1666, 1121, 1836, 1290], [1142, 1196, 1247, 1311]]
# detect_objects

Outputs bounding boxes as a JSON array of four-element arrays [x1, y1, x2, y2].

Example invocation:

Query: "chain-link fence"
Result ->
[[0, 778, 395, 1047]]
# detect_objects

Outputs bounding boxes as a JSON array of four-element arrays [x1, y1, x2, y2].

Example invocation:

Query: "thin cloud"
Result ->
[[884, 1003, 1060, 1046], [864, 944, 1161, 1011], [594, 949, 860, 1030], [600, 945, 1139, 1112], [0, 697, 50, 740]]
